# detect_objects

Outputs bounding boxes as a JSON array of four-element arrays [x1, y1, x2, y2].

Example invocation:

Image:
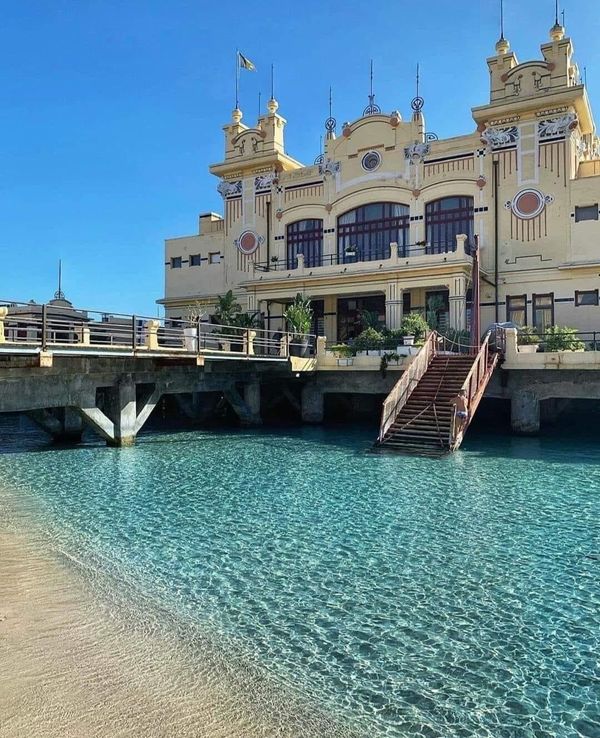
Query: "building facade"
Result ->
[[160, 21, 600, 343]]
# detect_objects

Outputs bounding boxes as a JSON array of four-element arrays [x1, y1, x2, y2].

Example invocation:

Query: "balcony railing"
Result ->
[[254, 240, 465, 272]]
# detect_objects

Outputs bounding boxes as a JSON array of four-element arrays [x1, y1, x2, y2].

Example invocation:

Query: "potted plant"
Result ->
[[380, 351, 400, 377], [213, 290, 242, 351], [344, 244, 358, 257], [284, 293, 313, 356], [353, 327, 384, 355], [398, 313, 429, 349], [542, 325, 585, 352], [517, 325, 541, 353], [183, 301, 206, 351], [331, 343, 354, 366]]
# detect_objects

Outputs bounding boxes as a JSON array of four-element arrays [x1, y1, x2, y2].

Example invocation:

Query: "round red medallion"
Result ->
[[237, 230, 260, 255], [511, 189, 546, 220]]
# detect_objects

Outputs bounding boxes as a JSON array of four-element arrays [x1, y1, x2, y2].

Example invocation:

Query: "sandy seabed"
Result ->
[[0, 494, 356, 738]]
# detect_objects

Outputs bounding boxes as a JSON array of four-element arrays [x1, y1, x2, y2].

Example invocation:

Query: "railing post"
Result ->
[[131, 315, 136, 349], [196, 320, 201, 354], [41, 303, 47, 350], [0, 307, 7, 344]]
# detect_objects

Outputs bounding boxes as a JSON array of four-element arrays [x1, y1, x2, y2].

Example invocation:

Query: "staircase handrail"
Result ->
[[378, 331, 437, 442], [449, 332, 498, 449]]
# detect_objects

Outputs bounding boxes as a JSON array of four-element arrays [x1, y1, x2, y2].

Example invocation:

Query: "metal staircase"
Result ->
[[376, 332, 498, 456]]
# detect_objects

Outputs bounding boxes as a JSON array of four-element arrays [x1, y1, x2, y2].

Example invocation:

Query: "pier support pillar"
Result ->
[[511, 390, 540, 435], [301, 384, 324, 423], [224, 383, 262, 426], [27, 407, 83, 444]]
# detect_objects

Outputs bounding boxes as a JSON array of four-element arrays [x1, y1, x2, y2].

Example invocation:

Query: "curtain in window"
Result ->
[[425, 197, 474, 254], [337, 203, 409, 263], [286, 219, 323, 269]]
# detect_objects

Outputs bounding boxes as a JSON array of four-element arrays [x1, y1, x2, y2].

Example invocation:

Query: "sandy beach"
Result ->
[[0, 505, 354, 738]]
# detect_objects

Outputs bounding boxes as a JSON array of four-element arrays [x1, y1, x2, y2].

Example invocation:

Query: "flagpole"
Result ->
[[235, 49, 239, 109], [270, 63, 274, 100]]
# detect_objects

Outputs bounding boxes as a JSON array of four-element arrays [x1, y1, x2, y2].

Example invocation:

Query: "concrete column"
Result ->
[[61, 407, 83, 442], [511, 390, 540, 435], [27, 407, 82, 444], [323, 295, 337, 343], [448, 274, 468, 331], [385, 281, 403, 331], [145, 319, 160, 350], [107, 377, 137, 446], [301, 384, 324, 423], [243, 381, 261, 425], [0, 307, 7, 343]]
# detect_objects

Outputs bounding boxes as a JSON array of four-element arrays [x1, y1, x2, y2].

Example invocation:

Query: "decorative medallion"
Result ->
[[404, 142, 430, 163], [476, 175, 487, 189], [325, 203, 332, 213], [342, 123, 352, 138], [236, 230, 263, 255], [505, 189, 553, 220], [275, 209, 283, 220], [412, 189, 421, 199], [389, 111, 401, 127], [361, 151, 381, 172]]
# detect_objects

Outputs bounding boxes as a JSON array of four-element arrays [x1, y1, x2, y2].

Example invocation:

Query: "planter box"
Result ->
[[397, 345, 419, 357], [402, 335, 415, 346], [336, 357, 354, 366], [518, 344, 539, 354]]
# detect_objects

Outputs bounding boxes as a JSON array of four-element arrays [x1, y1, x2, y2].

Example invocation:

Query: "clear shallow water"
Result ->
[[1, 421, 599, 737]]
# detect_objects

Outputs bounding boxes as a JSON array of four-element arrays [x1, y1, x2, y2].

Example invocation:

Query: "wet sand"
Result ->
[[0, 508, 355, 738]]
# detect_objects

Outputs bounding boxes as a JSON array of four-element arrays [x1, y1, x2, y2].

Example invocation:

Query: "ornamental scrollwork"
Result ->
[[217, 180, 242, 197], [318, 158, 341, 176], [480, 125, 519, 149], [254, 173, 276, 191], [538, 112, 578, 139], [404, 142, 430, 162]]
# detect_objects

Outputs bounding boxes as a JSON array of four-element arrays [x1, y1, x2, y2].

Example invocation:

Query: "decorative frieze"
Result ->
[[217, 180, 242, 197], [538, 112, 578, 140], [404, 142, 430, 162], [480, 125, 519, 149], [254, 173, 276, 191], [318, 159, 341, 176]]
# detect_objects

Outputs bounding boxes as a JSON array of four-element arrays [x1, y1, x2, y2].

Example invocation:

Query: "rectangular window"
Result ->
[[209, 252, 221, 264], [575, 205, 599, 222], [532, 293, 554, 332], [575, 289, 599, 306], [506, 294, 527, 326], [190, 254, 202, 267], [170, 256, 182, 269]]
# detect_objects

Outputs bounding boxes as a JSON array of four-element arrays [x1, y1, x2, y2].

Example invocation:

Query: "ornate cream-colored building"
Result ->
[[160, 20, 600, 343]]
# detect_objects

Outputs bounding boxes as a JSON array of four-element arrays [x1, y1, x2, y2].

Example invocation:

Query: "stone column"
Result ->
[[511, 390, 540, 435], [0, 307, 8, 343], [448, 274, 468, 331], [385, 281, 403, 331], [301, 383, 324, 423]]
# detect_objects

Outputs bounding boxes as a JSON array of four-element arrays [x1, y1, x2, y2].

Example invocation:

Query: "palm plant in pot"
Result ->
[[284, 293, 313, 357]]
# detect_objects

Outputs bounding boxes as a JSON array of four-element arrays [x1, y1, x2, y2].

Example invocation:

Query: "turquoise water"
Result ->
[[1, 421, 599, 737]]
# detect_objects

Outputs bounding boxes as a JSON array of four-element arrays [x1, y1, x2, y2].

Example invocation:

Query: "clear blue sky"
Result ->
[[1, 0, 598, 316]]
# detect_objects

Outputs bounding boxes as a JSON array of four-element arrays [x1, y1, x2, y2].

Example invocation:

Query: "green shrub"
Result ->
[[353, 327, 384, 352], [283, 293, 313, 335], [399, 313, 430, 341], [517, 325, 540, 345], [543, 325, 585, 352]]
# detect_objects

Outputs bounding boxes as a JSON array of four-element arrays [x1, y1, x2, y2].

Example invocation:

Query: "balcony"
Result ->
[[250, 236, 472, 282]]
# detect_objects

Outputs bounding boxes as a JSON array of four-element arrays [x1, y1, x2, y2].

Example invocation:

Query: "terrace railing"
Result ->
[[0, 300, 314, 361]]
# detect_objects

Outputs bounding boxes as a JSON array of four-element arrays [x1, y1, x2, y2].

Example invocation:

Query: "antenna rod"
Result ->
[[329, 86, 332, 118], [270, 63, 274, 99], [416, 62, 420, 98], [370, 59, 373, 97], [555, 0, 559, 25], [561, 8, 565, 26], [500, 0, 505, 39], [58, 259, 62, 295], [258, 90, 261, 118]]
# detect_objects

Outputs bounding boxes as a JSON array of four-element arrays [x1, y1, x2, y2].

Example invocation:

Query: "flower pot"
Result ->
[[290, 337, 310, 357], [403, 335, 415, 346], [336, 357, 354, 366]]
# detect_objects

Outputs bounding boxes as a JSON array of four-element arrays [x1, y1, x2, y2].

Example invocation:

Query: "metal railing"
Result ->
[[0, 300, 315, 360], [253, 241, 463, 272], [448, 332, 498, 450], [378, 332, 438, 441]]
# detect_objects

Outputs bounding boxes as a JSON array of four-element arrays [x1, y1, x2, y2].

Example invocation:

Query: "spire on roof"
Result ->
[[550, 0, 565, 40], [495, 0, 510, 54]]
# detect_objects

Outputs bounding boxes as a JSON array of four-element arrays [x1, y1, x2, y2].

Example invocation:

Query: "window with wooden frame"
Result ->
[[532, 293, 554, 332], [506, 294, 527, 326], [286, 219, 323, 269], [425, 196, 474, 254], [337, 203, 409, 263], [575, 289, 599, 306]]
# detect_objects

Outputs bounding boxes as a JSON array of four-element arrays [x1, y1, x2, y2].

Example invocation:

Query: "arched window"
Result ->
[[425, 196, 474, 254], [286, 219, 323, 269], [337, 202, 409, 263]]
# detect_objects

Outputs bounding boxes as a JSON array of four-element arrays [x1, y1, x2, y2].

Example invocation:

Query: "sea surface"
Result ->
[[0, 418, 599, 737]]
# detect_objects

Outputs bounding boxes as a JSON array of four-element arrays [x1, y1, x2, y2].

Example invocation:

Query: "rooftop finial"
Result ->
[[495, 0, 510, 54], [550, 0, 565, 40], [54, 259, 65, 301], [411, 63, 424, 120], [270, 63, 274, 102], [324, 86, 336, 140], [363, 59, 381, 116]]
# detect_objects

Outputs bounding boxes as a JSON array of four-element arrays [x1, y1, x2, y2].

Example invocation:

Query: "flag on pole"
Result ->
[[238, 52, 256, 71]]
